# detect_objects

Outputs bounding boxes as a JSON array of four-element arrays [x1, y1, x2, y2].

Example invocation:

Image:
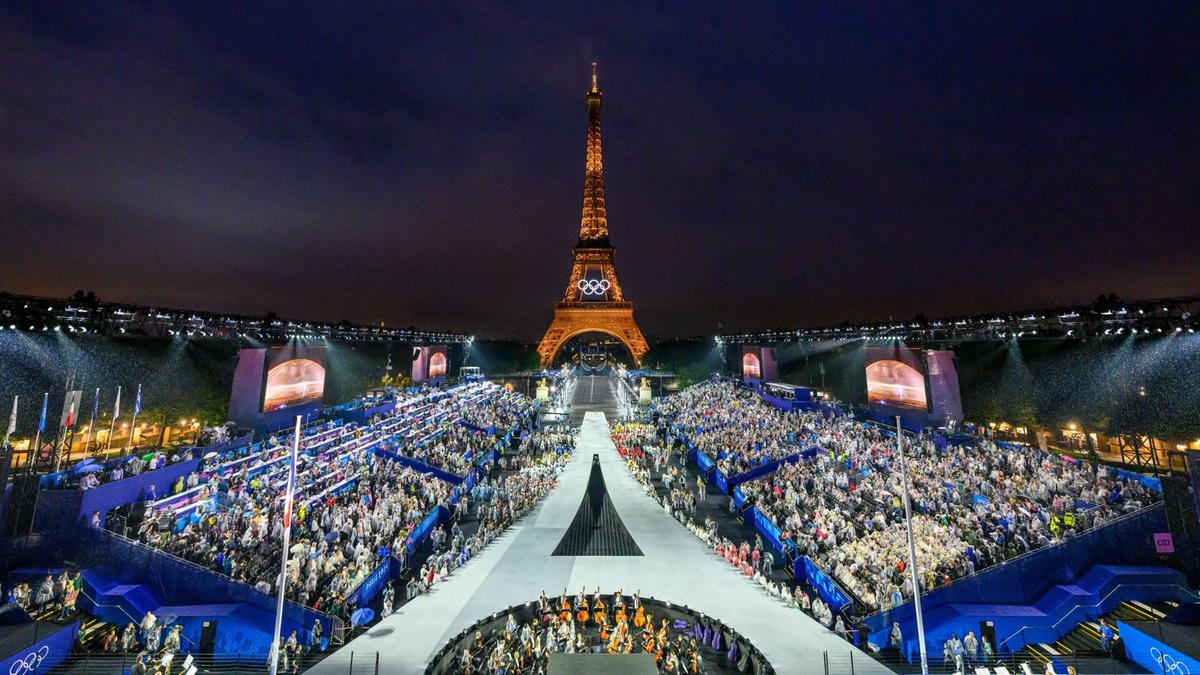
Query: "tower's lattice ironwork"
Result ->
[[537, 64, 648, 368]]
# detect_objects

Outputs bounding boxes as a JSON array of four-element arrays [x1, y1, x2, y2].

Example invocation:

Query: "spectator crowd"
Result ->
[[659, 381, 1160, 613]]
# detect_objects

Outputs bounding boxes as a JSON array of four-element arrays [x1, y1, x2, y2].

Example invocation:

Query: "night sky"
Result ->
[[2, 2, 1197, 339]]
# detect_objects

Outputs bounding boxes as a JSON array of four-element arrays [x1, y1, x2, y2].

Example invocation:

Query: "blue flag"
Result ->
[[37, 393, 48, 434], [133, 384, 142, 416], [89, 388, 100, 429]]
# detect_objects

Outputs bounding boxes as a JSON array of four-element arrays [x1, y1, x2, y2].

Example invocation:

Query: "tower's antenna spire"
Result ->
[[591, 61, 599, 93]]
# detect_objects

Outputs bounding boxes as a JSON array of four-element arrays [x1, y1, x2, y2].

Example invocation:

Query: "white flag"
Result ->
[[5, 396, 16, 437], [113, 386, 122, 420]]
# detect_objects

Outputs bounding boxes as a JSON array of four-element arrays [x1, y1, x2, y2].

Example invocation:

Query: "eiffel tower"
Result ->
[[536, 64, 649, 368]]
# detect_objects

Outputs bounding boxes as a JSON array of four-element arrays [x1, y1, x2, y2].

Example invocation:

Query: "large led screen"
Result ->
[[742, 352, 762, 378], [411, 345, 449, 383], [865, 346, 928, 411], [429, 351, 447, 378], [262, 347, 326, 412], [740, 346, 778, 381]]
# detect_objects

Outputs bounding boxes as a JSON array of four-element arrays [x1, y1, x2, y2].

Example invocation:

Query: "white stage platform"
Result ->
[[310, 412, 889, 673]]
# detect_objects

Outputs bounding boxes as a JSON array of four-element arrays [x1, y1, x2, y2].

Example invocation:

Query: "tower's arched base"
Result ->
[[537, 306, 648, 369]]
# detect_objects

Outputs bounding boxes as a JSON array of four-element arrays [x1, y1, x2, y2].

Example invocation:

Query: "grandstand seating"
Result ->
[[3, 380, 542, 666]]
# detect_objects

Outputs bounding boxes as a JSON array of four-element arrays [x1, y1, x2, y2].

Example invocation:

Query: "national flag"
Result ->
[[89, 388, 100, 429], [5, 396, 17, 437], [133, 384, 142, 417], [113, 386, 122, 420], [37, 393, 48, 434], [65, 396, 78, 429]]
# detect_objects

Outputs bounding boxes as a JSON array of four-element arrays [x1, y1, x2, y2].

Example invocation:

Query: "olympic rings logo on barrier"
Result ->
[[9, 646, 49, 675], [576, 278, 611, 296], [1152, 647, 1192, 675]]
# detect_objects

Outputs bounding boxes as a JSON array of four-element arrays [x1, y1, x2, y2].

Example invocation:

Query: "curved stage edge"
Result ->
[[425, 595, 773, 674]]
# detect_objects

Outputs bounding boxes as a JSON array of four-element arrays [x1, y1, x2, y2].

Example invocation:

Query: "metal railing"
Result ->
[[997, 582, 1199, 653], [85, 526, 346, 642], [20, 650, 384, 674], [821, 649, 1135, 675]]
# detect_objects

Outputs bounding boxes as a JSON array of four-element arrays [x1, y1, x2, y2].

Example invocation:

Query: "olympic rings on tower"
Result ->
[[576, 278, 611, 296]]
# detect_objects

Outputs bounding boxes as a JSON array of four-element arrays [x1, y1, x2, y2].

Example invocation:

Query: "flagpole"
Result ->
[[897, 416, 929, 674], [106, 386, 121, 453], [56, 393, 78, 472], [269, 415, 301, 675], [32, 393, 48, 468], [84, 388, 99, 453], [125, 384, 141, 452]]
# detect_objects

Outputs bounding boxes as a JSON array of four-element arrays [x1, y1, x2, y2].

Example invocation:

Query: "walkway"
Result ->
[[310, 412, 888, 674]]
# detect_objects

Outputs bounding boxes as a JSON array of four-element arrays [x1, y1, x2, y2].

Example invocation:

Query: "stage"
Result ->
[[547, 653, 657, 674], [309, 412, 889, 674]]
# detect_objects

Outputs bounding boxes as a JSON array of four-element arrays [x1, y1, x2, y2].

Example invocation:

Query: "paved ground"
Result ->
[[310, 409, 888, 674]]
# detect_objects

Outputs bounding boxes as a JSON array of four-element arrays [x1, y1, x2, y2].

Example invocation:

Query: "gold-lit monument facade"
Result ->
[[537, 64, 649, 369]]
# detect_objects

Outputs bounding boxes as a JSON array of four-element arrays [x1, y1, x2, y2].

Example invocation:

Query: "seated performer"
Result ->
[[656, 618, 670, 661], [592, 588, 607, 627], [643, 624, 657, 657], [615, 601, 628, 626], [607, 628, 622, 654], [632, 605, 647, 629], [574, 586, 589, 624], [688, 638, 702, 673], [558, 589, 571, 622]]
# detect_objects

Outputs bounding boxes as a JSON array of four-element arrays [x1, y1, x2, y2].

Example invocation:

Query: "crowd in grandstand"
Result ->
[[611, 421, 852, 641], [653, 381, 828, 476], [113, 383, 540, 624], [394, 423, 503, 476], [138, 448, 450, 613], [405, 448, 572, 600], [459, 390, 535, 433], [659, 380, 1161, 613]]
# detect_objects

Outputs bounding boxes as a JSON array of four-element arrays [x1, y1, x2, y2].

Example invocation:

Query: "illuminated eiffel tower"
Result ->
[[537, 63, 649, 368]]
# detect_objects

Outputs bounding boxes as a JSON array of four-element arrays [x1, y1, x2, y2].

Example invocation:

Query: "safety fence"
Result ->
[[821, 649, 1135, 675], [1, 650, 386, 674]]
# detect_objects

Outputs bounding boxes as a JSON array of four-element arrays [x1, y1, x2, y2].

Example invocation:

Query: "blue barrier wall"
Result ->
[[372, 447, 463, 484], [79, 459, 200, 522], [0, 620, 77, 675], [76, 527, 331, 649], [795, 556, 853, 614], [330, 401, 395, 427], [1119, 620, 1200, 675]]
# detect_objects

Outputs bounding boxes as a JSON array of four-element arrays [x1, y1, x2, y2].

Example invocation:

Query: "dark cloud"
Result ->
[[1, 1, 1197, 338]]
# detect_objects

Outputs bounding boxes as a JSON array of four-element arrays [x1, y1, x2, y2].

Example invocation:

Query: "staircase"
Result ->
[[1020, 599, 1180, 665], [76, 615, 117, 650]]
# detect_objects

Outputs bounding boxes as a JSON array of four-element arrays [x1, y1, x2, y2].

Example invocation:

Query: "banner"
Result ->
[[346, 558, 391, 608], [0, 621, 78, 675], [1118, 620, 1200, 675], [796, 556, 854, 614]]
